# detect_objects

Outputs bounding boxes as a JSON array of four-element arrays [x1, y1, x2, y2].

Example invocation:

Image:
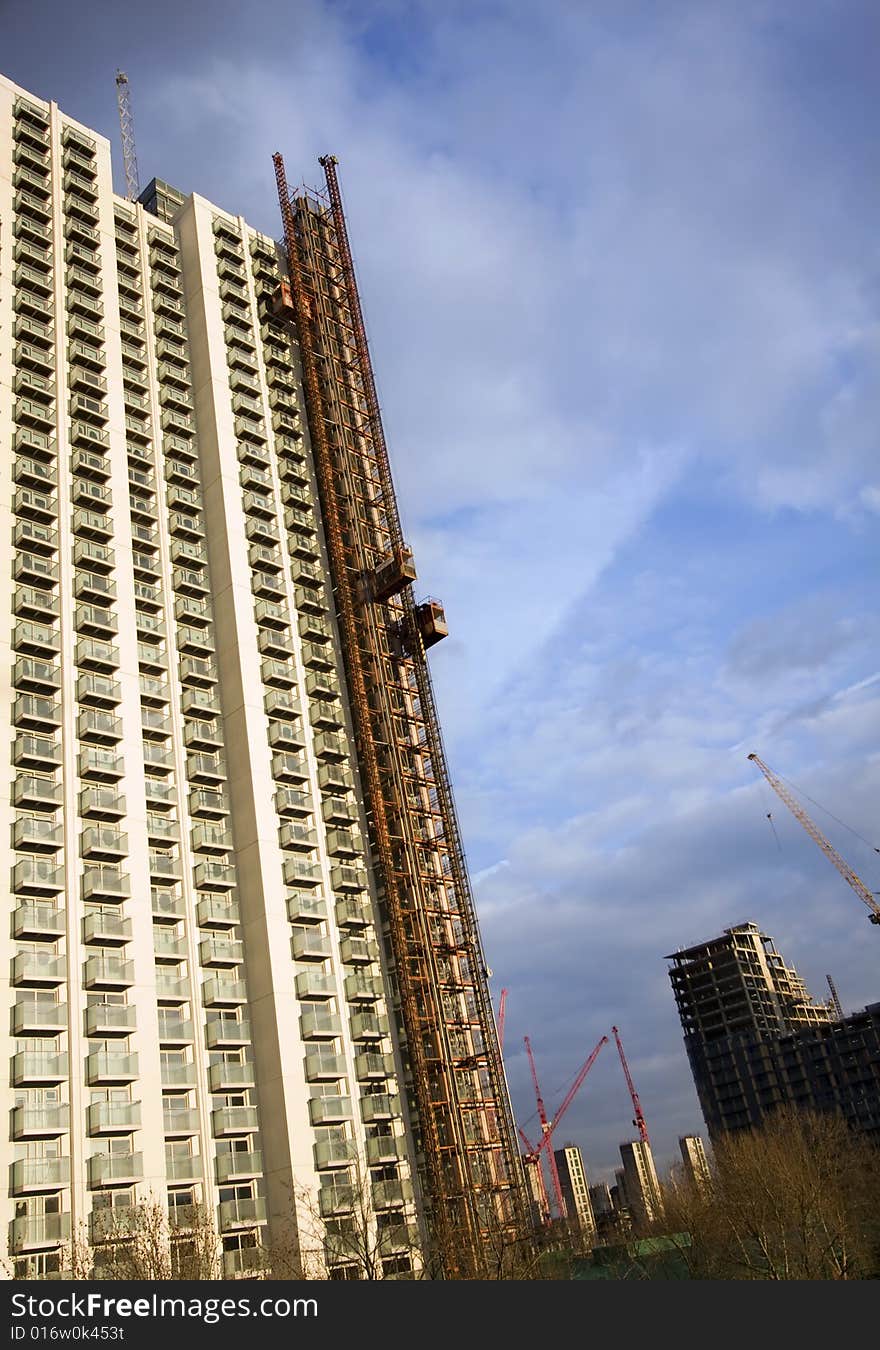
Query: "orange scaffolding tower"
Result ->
[[273, 152, 531, 1276]]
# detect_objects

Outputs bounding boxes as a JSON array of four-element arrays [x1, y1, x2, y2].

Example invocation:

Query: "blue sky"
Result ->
[[5, 0, 878, 1182]]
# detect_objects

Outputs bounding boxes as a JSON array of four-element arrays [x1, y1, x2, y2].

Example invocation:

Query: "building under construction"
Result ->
[[0, 71, 527, 1279], [668, 922, 880, 1140]]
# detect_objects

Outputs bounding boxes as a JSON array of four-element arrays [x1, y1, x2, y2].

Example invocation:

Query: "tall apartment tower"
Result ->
[[678, 1135, 711, 1190], [552, 1143, 595, 1244], [668, 921, 879, 1140], [1, 74, 524, 1280], [618, 1139, 662, 1228]]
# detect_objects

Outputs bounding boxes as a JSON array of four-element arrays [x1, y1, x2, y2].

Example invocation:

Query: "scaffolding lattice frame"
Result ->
[[273, 152, 530, 1276]]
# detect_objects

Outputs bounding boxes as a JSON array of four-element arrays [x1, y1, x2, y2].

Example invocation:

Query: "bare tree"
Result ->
[[57, 1199, 224, 1281], [659, 1108, 880, 1280]]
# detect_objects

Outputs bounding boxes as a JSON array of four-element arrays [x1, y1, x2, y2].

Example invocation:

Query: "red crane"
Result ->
[[612, 1025, 649, 1144], [520, 1035, 608, 1220], [497, 988, 508, 1053]]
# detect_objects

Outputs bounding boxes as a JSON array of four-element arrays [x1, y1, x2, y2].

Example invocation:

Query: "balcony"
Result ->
[[14, 619, 60, 658], [308, 1096, 353, 1126], [86, 1051, 139, 1084], [80, 785, 125, 820], [153, 931, 186, 961], [80, 826, 128, 863], [163, 1108, 200, 1136], [341, 937, 379, 966], [197, 895, 239, 929], [262, 657, 297, 689], [85, 1002, 136, 1036], [203, 977, 247, 1007], [83, 955, 134, 990], [284, 858, 322, 888], [212, 1106, 259, 1137], [13, 815, 63, 851], [184, 720, 223, 753], [152, 890, 184, 922], [223, 1246, 268, 1278], [14, 775, 62, 812], [87, 1101, 142, 1135], [304, 1050, 346, 1081], [77, 708, 122, 742], [218, 1197, 266, 1231], [75, 638, 119, 673], [372, 1179, 414, 1210], [13, 857, 64, 895], [75, 571, 116, 605], [161, 1062, 197, 1089], [364, 1136, 403, 1168], [187, 782, 227, 822], [332, 864, 368, 893], [257, 627, 290, 659], [13, 951, 65, 986], [287, 893, 327, 924], [81, 867, 131, 902], [311, 701, 343, 732], [208, 1061, 256, 1091], [300, 1009, 342, 1040], [199, 937, 243, 967], [272, 752, 309, 784], [355, 1052, 394, 1081], [14, 656, 61, 698], [13, 1002, 67, 1036], [14, 902, 65, 940], [301, 641, 335, 673], [165, 1155, 203, 1183], [13, 733, 61, 772], [12, 1103, 69, 1140], [13, 518, 57, 556], [295, 970, 336, 1001], [78, 748, 123, 781], [292, 930, 331, 962], [89, 1153, 143, 1187], [326, 829, 361, 860], [150, 852, 182, 884], [10, 1214, 71, 1254], [194, 860, 236, 890], [155, 974, 189, 1003], [318, 1184, 355, 1218], [216, 1150, 262, 1183], [323, 798, 356, 828], [314, 1138, 356, 1170], [344, 974, 383, 1004], [157, 1013, 194, 1044], [359, 1090, 399, 1123], [204, 1019, 251, 1053], [12, 1051, 68, 1085], [273, 788, 310, 821]]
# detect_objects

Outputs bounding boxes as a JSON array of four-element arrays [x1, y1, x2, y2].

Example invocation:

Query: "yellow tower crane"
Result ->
[[748, 753, 880, 927]]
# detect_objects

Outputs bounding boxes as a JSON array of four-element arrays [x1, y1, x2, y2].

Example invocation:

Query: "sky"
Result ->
[[4, 0, 878, 1184]]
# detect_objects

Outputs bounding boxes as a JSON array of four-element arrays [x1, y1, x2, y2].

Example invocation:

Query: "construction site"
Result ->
[[1, 48, 877, 1282]]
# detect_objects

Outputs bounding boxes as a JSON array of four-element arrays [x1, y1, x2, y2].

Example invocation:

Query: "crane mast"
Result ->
[[612, 1025, 649, 1144], [114, 70, 140, 202], [520, 1035, 608, 1221], [747, 753, 880, 925]]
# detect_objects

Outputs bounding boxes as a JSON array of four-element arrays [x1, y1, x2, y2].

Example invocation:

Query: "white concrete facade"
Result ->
[[1, 74, 419, 1279]]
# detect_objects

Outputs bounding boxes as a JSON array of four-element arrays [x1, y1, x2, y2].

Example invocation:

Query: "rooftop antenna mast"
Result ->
[[115, 70, 140, 201]]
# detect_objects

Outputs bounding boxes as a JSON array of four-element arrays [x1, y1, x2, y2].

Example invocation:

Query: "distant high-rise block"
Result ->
[[667, 921, 880, 1140], [618, 1139, 663, 1226], [678, 1134, 711, 1190], [588, 1180, 612, 1218], [553, 1143, 596, 1241], [0, 73, 525, 1280]]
